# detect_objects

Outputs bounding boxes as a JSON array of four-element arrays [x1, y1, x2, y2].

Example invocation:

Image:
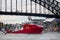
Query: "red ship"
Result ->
[[6, 21, 43, 34]]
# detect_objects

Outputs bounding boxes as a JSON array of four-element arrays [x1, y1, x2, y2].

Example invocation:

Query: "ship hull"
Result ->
[[6, 24, 43, 34]]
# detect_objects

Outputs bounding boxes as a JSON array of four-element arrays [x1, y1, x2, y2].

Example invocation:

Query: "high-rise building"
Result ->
[[0, 22, 3, 30]]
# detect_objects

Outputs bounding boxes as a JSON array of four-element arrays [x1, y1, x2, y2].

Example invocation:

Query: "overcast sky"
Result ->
[[0, 0, 59, 24]]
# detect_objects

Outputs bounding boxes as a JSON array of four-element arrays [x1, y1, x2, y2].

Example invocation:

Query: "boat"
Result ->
[[6, 21, 43, 34]]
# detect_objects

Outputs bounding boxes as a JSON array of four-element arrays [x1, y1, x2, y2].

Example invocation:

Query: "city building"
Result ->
[[0, 22, 3, 30]]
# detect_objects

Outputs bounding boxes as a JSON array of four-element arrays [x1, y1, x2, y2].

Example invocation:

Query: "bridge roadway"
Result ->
[[0, 11, 60, 19]]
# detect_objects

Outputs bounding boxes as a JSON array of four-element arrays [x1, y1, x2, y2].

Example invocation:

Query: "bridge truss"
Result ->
[[0, 0, 60, 18]]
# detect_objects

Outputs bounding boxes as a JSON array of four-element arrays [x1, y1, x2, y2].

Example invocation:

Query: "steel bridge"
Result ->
[[0, 0, 60, 18]]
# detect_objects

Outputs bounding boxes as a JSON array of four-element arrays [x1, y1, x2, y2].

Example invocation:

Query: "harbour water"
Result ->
[[0, 32, 60, 40]]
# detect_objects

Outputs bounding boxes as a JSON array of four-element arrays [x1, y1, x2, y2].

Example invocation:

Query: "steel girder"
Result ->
[[31, 0, 60, 15]]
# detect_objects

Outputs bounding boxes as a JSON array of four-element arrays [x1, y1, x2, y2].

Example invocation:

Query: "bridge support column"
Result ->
[[0, 0, 2, 11]]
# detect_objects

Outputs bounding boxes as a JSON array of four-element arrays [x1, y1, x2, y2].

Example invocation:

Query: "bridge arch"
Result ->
[[0, 0, 60, 18], [31, 0, 60, 15]]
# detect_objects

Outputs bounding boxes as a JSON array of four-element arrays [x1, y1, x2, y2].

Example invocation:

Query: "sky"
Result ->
[[0, 0, 59, 24]]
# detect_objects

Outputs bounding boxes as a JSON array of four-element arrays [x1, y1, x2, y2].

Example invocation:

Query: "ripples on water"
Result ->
[[0, 32, 60, 40]]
